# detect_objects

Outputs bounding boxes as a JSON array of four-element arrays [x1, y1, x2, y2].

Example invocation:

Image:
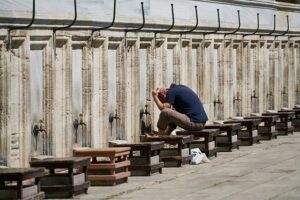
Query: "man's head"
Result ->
[[157, 87, 169, 103]]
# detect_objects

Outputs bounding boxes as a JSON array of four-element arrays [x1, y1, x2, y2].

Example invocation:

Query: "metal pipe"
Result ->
[[203, 9, 220, 36], [9, 0, 36, 31], [53, 0, 77, 54], [154, 4, 175, 38], [277, 15, 289, 37], [224, 10, 240, 37], [243, 13, 260, 37], [7, 0, 35, 49], [53, 0, 77, 33], [213, 96, 223, 107], [266, 14, 276, 36], [91, 0, 116, 36], [153, 3, 174, 70], [125, 2, 145, 49], [180, 6, 198, 35]]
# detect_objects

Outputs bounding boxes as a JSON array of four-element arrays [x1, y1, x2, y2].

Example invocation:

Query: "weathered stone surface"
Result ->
[[0, 0, 299, 167]]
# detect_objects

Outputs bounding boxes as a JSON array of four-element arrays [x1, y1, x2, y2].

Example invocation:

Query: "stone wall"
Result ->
[[0, 0, 300, 167]]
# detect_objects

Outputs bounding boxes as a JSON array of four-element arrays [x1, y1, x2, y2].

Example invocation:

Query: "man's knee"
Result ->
[[160, 108, 172, 118]]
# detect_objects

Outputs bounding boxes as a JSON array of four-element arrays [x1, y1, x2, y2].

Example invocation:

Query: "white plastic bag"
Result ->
[[191, 148, 204, 165]]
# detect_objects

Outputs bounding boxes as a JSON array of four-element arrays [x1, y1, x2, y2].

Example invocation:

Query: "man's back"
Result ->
[[166, 84, 208, 123]]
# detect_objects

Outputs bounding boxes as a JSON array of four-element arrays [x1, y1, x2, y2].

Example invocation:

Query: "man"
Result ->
[[148, 83, 208, 136]]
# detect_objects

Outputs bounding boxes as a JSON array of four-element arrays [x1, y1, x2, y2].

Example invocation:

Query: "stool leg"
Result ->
[[68, 167, 74, 198], [17, 179, 23, 199]]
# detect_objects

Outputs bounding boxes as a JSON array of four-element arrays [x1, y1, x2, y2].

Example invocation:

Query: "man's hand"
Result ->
[[152, 87, 171, 110], [152, 88, 167, 98], [152, 88, 160, 96]]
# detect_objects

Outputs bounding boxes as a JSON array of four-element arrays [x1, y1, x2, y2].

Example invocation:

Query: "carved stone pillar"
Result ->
[[231, 41, 243, 117], [91, 35, 106, 147], [52, 34, 72, 157], [5, 31, 29, 167], [241, 40, 250, 115], [213, 39, 224, 120], [295, 41, 300, 105], [287, 41, 296, 108], [125, 35, 139, 142], [250, 40, 260, 113], [260, 40, 268, 111], [0, 37, 8, 166], [192, 38, 203, 99], [265, 39, 276, 110], [281, 40, 289, 108], [202, 39, 213, 122], [139, 37, 153, 136], [180, 37, 192, 87], [152, 36, 166, 129]]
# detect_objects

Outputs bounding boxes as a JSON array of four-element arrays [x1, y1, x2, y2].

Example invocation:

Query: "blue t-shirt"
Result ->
[[166, 83, 208, 123]]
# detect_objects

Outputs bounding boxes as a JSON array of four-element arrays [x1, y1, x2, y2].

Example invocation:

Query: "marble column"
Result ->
[[6, 31, 30, 167], [91, 35, 106, 147], [241, 40, 250, 116], [125, 35, 140, 142], [202, 38, 214, 122], [295, 41, 300, 105], [52, 33, 72, 157], [0, 38, 8, 166], [287, 41, 296, 108]]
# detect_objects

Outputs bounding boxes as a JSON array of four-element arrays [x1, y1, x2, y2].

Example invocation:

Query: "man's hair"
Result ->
[[158, 92, 167, 103]]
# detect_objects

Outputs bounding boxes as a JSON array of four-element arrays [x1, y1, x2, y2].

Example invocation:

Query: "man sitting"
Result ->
[[146, 83, 208, 136]]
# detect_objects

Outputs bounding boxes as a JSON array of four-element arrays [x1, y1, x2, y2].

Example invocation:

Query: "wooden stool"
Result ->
[[205, 123, 242, 152], [292, 107, 300, 131], [73, 147, 130, 186], [0, 168, 45, 200], [112, 142, 164, 176], [263, 112, 295, 135], [30, 157, 90, 198], [245, 116, 279, 140], [177, 129, 220, 157], [224, 118, 261, 146], [145, 135, 193, 167]]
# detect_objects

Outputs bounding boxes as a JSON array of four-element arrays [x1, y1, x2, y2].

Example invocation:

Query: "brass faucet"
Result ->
[[140, 104, 151, 118], [73, 113, 87, 145], [32, 120, 48, 154], [109, 110, 121, 123], [281, 86, 287, 95], [213, 96, 223, 107], [267, 90, 273, 97], [233, 96, 241, 103], [251, 90, 258, 101]]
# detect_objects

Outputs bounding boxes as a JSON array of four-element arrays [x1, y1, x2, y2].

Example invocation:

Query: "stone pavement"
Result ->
[[73, 132, 300, 200]]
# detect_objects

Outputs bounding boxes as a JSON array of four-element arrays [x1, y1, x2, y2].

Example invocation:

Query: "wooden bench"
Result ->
[[145, 135, 193, 167], [245, 115, 279, 140], [263, 112, 295, 135], [176, 129, 220, 158], [0, 168, 45, 200], [292, 107, 300, 131], [112, 142, 164, 176], [205, 123, 242, 152], [224, 118, 261, 146], [30, 157, 90, 198], [73, 147, 131, 186]]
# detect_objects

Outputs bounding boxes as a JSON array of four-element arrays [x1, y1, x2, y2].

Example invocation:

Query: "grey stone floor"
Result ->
[[72, 132, 300, 200]]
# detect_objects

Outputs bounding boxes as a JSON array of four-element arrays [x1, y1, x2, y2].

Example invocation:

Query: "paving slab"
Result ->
[[54, 132, 300, 200]]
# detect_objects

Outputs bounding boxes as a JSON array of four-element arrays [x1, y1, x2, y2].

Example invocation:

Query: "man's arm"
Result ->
[[152, 88, 171, 110]]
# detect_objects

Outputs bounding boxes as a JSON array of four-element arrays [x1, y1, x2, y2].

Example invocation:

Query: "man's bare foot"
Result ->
[[144, 131, 159, 138]]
